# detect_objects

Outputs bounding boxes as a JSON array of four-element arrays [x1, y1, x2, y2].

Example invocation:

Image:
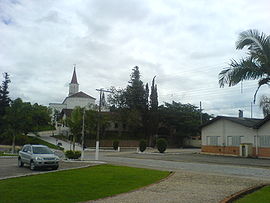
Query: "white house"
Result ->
[[201, 114, 270, 158]]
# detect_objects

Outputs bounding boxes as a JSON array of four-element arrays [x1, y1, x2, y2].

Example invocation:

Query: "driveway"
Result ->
[[29, 133, 82, 151], [0, 157, 95, 179]]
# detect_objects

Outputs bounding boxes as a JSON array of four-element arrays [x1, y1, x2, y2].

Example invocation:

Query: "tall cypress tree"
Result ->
[[149, 76, 159, 146], [150, 76, 158, 111], [125, 66, 148, 111], [0, 72, 11, 133]]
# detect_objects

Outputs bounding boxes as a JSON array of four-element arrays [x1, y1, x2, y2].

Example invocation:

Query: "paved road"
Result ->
[[82, 151, 270, 181], [109, 151, 270, 168], [0, 157, 93, 179]]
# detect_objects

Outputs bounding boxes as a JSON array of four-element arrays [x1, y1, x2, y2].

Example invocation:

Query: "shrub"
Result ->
[[65, 150, 74, 159], [156, 138, 167, 153], [65, 150, 81, 159], [113, 140, 119, 150], [74, 151, 81, 159], [139, 140, 147, 152]]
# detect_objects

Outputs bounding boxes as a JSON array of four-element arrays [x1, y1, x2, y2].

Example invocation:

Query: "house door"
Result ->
[[241, 145, 246, 157]]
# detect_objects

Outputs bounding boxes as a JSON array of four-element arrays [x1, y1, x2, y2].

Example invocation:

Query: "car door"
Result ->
[[25, 146, 33, 164], [23, 146, 32, 164], [20, 146, 29, 163]]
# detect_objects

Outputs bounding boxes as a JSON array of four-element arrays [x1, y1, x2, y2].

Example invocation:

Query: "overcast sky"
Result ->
[[1, 0, 270, 118]]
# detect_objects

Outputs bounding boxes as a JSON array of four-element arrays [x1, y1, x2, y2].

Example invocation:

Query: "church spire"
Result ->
[[69, 65, 79, 96], [71, 64, 78, 84]]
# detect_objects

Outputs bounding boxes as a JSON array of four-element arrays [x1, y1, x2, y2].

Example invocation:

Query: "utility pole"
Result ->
[[251, 102, 253, 118], [95, 88, 112, 160], [81, 108, 85, 161], [200, 101, 202, 124]]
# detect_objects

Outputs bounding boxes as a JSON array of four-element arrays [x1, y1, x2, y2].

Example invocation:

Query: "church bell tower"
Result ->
[[69, 65, 79, 96]]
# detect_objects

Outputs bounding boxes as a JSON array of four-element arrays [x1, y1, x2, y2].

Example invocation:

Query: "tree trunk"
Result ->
[[73, 135, 75, 151], [12, 133, 16, 154]]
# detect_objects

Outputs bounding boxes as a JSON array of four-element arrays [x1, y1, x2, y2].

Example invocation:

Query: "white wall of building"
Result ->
[[202, 119, 256, 146], [63, 97, 95, 109], [69, 83, 79, 96], [49, 103, 67, 116]]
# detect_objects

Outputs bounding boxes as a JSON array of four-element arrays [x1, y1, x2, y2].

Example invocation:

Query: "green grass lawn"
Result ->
[[0, 164, 170, 203], [0, 151, 17, 156], [235, 185, 270, 203]]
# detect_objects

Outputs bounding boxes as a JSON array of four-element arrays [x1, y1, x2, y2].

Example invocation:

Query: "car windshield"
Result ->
[[32, 147, 53, 154]]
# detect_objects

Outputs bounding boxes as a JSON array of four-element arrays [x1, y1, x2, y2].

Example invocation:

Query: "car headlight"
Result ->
[[35, 157, 43, 161]]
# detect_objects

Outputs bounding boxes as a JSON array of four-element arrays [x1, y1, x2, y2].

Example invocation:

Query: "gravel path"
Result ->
[[88, 170, 269, 203]]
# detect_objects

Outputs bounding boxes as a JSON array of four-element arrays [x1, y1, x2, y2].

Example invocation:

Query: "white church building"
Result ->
[[49, 67, 96, 119]]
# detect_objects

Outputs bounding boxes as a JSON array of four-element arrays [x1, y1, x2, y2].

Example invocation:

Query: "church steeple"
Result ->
[[71, 66, 78, 84], [69, 65, 79, 96]]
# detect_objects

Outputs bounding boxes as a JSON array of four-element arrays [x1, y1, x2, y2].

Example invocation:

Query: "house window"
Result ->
[[260, 136, 270, 147], [227, 136, 232, 146], [207, 136, 221, 146], [227, 136, 244, 146], [240, 136, 244, 144], [114, 123, 118, 129]]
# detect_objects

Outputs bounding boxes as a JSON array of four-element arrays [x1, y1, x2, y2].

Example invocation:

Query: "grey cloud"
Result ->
[[1, 0, 270, 118]]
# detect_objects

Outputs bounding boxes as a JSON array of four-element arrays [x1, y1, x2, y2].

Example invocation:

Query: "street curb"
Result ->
[[62, 160, 106, 164], [0, 163, 104, 181], [220, 184, 268, 203], [0, 156, 18, 159], [82, 170, 175, 203]]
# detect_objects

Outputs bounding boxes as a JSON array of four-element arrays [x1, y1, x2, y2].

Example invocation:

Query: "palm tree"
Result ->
[[259, 95, 270, 116], [219, 29, 270, 103]]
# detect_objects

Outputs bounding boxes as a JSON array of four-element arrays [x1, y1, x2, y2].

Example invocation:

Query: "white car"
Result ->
[[18, 144, 60, 170]]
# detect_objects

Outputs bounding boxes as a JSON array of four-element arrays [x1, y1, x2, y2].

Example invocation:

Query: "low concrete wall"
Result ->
[[85, 140, 140, 147], [258, 147, 270, 157], [184, 139, 201, 147], [37, 130, 57, 136], [201, 146, 240, 156], [202, 145, 270, 158]]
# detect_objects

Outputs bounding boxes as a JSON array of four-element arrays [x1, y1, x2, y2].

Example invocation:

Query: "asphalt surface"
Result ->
[[0, 157, 92, 179], [108, 151, 270, 168], [80, 150, 270, 181]]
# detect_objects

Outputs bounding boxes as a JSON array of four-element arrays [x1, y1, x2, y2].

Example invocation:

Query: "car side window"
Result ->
[[23, 146, 31, 153], [23, 146, 28, 152], [27, 146, 32, 153]]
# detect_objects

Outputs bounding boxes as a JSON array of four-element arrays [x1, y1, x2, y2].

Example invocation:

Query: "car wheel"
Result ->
[[52, 165, 59, 170], [18, 158, 24, 167], [30, 161, 36, 171]]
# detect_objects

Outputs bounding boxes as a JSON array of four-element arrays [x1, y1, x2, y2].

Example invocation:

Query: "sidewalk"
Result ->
[[88, 170, 268, 203]]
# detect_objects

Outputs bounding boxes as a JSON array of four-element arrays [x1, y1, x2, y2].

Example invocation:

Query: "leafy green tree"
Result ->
[[5, 99, 30, 153], [259, 95, 270, 116], [108, 66, 150, 138], [158, 101, 211, 146], [219, 29, 270, 103], [0, 72, 11, 133], [31, 103, 51, 131], [84, 109, 97, 138], [125, 66, 148, 111], [4, 98, 52, 152], [67, 107, 82, 151]]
